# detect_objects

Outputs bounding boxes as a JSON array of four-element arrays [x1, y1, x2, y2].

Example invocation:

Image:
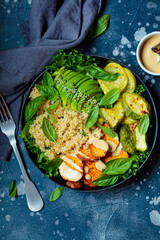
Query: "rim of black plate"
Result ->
[[19, 54, 158, 193]]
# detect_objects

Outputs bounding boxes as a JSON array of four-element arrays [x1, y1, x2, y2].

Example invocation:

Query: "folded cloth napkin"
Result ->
[[0, 0, 102, 161]]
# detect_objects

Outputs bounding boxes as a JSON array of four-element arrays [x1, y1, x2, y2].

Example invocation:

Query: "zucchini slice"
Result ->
[[122, 116, 138, 125], [100, 101, 125, 129], [123, 68, 136, 93], [135, 124, 148, 152], [122, 92, 151, 120], [98, 62, 128, 94], [120, 125, 136, 154]]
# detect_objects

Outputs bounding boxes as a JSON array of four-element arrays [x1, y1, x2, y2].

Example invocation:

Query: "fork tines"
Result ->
[[0, 93, 13, 123]]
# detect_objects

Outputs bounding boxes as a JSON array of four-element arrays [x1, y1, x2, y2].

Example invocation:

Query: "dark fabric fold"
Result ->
[[0, 0, 102, 161]]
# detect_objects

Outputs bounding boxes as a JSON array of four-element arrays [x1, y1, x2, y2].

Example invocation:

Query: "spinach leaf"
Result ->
[[36, 85, 59, 101], [138, 114, 150, 135], [99, 88, 120, 106], [92, 175, 119, 187], [25, 96, 44, 122], [50, 187, 63, 201], [9, 180, 17, 197], [86, 14, 110, 42], [85, 105, 99, 129], [42, 71, 54, 87], [99, 125, 118, 138], [42, 117, 57, 142], [102, 158, 133, 175], [44, 108, 55, 123], [77, 66, 119, 81]]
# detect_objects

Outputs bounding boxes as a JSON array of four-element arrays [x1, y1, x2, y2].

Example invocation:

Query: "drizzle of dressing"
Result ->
[[106, 140, 117, 152], [85, 174, 91, 180], [112, 143, 123, 156], [95, 160, 106, 171], [140, 35, 160, 73], [84, 166, 89, 173], [88, 137, 109, 151]]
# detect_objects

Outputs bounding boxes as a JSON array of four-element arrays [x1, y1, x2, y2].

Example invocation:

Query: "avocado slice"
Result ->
[[58, 71, 79, 93], [65, 74, 90, 89]]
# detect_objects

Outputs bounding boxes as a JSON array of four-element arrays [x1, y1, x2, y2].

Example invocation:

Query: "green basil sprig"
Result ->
[[138, 114, 150, 135], [44, 108, 55, 123], [99, 125, 118, 138], [9, 180, 17, 198], [42, 117, 57, 142], [92, 175, 119, 187], [36, 85, 59, 101], [101, 158, 133, 176], [85, 105, 99, 129], [46, 158, 63, 169], [86, 14, 110, 42], [77, 66, 119, 81], [99, 88, 120, 106], [47, 100, 59, 110], [50, 187, 63, 202], [42, 71, 54, 87], [25, 96, 44, 122]]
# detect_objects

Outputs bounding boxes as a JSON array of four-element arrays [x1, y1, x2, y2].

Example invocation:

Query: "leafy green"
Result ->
[[36, 85, 59, 101], [19, 119, 34, 139], [42, 117, 57, 142], [138, 114, 150, 135], [99, 88, 120, 106], [50, 187, 63, 202], [44, 108, 55, 123], [86, 14, 110, 42], [77, 66, 119, 81], [25, 96, 44, 122], [99, 125, 118, 138], [46, 49, 98, 74], [47, 100, 59, 110], [101, 158, 133, 176], [92, 175, 119, 187], [85, 105, 99, 129], [42, 71, 54, 87], [9, 180, 17, 198], [135, 84, 146, 96]]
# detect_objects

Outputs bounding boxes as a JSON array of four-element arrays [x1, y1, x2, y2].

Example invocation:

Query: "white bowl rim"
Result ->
[[136, 31, 160, 76]]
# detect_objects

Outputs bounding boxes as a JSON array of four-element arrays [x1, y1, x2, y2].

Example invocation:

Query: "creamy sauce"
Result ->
[[84, 166, 89, 173], [106, 140, 117, 152], [85, 174, 91, 180], [88, 137, 109, 151], [112, 143, 123, 156], [140, 35, 160, 73], [59, 162, 83, 182], [95, 160, 106, 171], [62, 156, 83, 172]]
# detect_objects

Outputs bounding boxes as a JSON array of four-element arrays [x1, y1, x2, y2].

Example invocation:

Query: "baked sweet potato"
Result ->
[[90, 143, 108, 158], [82, 161, 102, 187], [103, 150, 129, 163], [79, 146, 98, 160]]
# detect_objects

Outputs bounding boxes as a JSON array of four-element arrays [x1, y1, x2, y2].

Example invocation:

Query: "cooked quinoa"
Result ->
[[29, 86, 103, 160]]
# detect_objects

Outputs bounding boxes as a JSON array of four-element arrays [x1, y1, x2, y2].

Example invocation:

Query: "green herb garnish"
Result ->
[[135, 84, 146, 96], [99, 88, 120, 106], [99, 125, 118, 138], [25, 96, 44, 122], [85, 105, 99, 129], [42, 71, 54, 87], [9, 180, 17, 198], [138, 114, 150, 135], [92, 175, 119, 187], [36, 85, 59, 101], [42, 117, 57, 142], [50, 187, 63, 201]]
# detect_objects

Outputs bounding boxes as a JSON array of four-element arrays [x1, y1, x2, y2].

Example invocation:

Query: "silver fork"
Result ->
[[0, 93, 43, 212]]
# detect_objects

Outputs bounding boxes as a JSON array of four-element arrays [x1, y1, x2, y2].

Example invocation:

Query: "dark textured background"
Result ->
[[0, 0, 160, 239]]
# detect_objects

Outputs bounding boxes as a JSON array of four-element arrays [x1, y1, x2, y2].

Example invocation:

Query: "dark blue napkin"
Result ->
[[0, 0, 102, 161]]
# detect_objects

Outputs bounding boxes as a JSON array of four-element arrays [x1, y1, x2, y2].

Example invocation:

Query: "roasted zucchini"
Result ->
[[134, 124, 148, 152], [123, 68, 136, 93], [120, 124, 136, 154], [122, 92, 150, 120], [98, 63, 128, 94], [122, 116, 138, 125]]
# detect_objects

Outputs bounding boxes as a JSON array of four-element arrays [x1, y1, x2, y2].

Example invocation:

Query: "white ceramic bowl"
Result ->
[[136, 31, 160, 76]]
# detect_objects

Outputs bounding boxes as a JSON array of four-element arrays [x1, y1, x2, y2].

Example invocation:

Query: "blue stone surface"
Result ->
[[0, 0, 160, 239]]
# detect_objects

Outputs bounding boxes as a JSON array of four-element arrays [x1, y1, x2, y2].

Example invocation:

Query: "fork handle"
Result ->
[[10, 137, 43, 212]]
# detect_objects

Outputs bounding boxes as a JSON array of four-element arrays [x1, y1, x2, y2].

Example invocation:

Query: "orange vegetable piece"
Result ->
[[65, 155, 83, 170], [66, 180, 82, 189], [103, 150, 129, 164], [90, 144, 107, 158], [79, 146, 98, 160], [82, 161, 102, 187], [102, 123, 119, 145]]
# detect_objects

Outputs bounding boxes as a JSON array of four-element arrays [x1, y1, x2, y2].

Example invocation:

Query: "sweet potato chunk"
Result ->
[[66, 180, 82, 189], [103, 123, 119, 145], [79, 146, 98, 160], [82, 161, 102, 187], [103, 150, 129, 163], [90, 144, 107, 158]]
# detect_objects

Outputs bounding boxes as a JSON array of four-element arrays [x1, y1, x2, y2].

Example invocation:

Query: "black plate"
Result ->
[[20, 55, 158, 192]]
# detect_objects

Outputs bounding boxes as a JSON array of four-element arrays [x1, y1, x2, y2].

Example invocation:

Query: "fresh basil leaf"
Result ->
[[85, 105, 99, 129], [44, 108, 55, 123], [25, 96, 44, 122], [9, 180, 17, 198], [102, 158, 133, 175], [42, 117, 57, 142], [47, 100, 59, 110], [36, 85, 59, 101], [50, 187, 63, 202], [92, 175, 119, 187], [86, 14, 110, 42], [46, 158, 63, 169], [42, 71, 54, 87], [77, 66, 119, 81], [99, 125, 118, 138], [19, 118, 35, 140], [99, 88, 120, 106], [138, 114, 150, 135]]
